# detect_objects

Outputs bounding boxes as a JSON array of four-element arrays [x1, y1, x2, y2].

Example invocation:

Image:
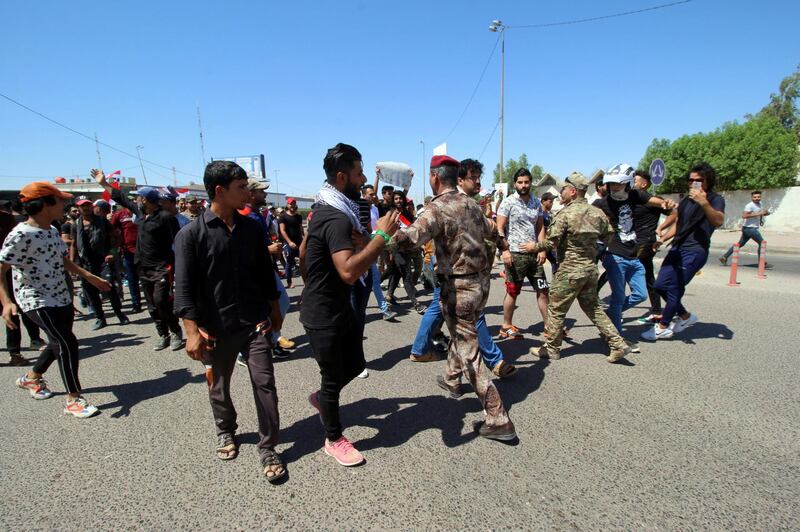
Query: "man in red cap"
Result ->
[[0, 182, 111, 418], [279, 197, 304, 289], [393, 156, 516, 442]]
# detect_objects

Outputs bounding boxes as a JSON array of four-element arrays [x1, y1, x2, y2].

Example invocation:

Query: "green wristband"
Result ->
[[372, 229, 390, 244]]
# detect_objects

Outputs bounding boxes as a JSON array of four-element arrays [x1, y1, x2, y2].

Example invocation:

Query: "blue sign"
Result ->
[[650, 159, 666, 186]]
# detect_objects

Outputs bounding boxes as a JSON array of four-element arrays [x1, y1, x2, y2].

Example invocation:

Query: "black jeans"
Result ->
[[5, 269, 42, 355], [305, 322, 365, 442], [139, 265, 181, 338], [284, 246, 299, 285], [637, 243, 662, 313], [83, 260, 124, 322], [387, 251, 417, 305], [26, 305, 82, 394], [208, 328, 280, 457]]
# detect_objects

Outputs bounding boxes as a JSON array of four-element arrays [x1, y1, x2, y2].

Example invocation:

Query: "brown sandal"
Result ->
[[261, 450, 287, 484], [216, 433, 238, 460]]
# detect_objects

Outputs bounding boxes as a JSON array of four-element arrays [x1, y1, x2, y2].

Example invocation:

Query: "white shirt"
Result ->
[[742, 201, 762, 228]]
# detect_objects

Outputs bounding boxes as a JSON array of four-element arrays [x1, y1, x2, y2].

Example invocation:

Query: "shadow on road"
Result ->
[[79, 332, 146, 358], [84, 368, 204, 418]]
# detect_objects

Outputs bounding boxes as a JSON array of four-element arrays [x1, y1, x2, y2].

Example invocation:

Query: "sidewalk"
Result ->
[[710, 229, 799, 255]]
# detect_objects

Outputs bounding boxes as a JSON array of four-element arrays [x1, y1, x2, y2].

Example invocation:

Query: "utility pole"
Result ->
[[489, 20, 507, 184], [197, 104, 207, 168], [94, 132, 103, 170], [172, 166, 177, 187], [136, 145, 148, 184], [274, 169, 279, 194]]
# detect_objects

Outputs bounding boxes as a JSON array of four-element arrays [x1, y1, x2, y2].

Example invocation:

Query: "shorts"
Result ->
[[505, 252, 549, 295]]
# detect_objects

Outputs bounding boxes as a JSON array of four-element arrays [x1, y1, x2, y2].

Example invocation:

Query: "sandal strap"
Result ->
[[260, 450, 283, 467]]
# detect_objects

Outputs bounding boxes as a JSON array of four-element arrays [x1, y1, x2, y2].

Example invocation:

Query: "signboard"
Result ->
[[212, 154, 266, 181], [649, 158, 666, 186]]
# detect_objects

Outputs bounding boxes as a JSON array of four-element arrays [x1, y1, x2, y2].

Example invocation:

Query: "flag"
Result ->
[[433, 143, 447, 156], [101, 175, 121, 202], [398, 213, 412, 228]]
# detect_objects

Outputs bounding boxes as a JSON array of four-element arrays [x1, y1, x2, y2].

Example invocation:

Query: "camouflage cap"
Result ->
[[564, 171, 589, 191]]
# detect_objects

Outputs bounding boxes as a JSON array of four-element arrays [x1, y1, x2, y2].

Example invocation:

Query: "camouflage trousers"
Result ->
[[440, 273, 510, 427], [544, 266, 627, 354]]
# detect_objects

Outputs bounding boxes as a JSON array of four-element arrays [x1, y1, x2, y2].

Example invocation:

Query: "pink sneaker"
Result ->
[[324, 436, 365, 467]]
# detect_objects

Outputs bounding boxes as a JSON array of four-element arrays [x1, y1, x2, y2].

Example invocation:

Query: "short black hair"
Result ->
[[381, 185, 394, 195], [323, 143, 362, 184], [361, 184, 374, 192], [540, 192, 556, 202], [751, 190, 762, 196], [432, 164, 458, 188], [688, 162, 716, 192], [458, 159, 484, 179], [392, 190, 406, 201], [204, 160, 248, 201], [513, 168, 533, 181], [21, 195, 57, 216], [634, 170, 652, 183]]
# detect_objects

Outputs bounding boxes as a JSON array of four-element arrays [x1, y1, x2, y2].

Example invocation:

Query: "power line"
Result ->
[[0, 92, 201, 178], [441, 34, 502, 143], [478, 117, 501, 160], [510, 0, 692, 29]]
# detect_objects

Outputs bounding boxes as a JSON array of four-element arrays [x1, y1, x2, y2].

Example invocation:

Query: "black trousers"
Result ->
[[83, 260, 124, 322], [5, 270, 41, 355], [387, 251, 417, 305], [208, 328, 280, 456], [305, 322, 365, 442], [637, 243, 662, 313], [139, 265, 181, 337], [26, 305, 81, 394]]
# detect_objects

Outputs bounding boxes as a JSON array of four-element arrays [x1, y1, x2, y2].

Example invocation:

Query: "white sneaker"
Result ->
[[672, 313, 698, 333], [356, 368, 369, 379], [641, 325, 674, 341]]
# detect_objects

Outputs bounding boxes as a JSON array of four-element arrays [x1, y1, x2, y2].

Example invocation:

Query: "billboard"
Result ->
[[212, 154, 266, 181]]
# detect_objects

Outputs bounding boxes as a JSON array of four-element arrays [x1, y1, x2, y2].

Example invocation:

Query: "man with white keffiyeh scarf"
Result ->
[[299, 143, 400, 468]]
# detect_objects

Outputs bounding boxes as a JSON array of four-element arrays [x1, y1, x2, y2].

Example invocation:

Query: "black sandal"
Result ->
[[261, 450, 287, 484], [216, 433, 238, 460]]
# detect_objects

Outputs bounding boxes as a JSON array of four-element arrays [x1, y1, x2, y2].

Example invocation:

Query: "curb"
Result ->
[[708, 243, 800, 256]]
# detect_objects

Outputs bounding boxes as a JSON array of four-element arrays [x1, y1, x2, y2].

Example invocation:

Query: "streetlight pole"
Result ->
[[489, 20, 506, 184], [136, 145, 148, 184], [419, 139, 426, 199], [274, 169, 279, 194]]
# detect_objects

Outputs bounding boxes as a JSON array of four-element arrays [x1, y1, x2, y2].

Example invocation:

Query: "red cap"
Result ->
[[287, 197, 297, 204], [430, 155, 459, 168], [75, 199, 93, 206], [19, 182, 73, 203]]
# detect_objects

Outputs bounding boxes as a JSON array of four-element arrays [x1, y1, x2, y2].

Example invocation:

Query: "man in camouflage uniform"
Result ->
[[394, 155, 515, 441], [528, 172, 631, 363]]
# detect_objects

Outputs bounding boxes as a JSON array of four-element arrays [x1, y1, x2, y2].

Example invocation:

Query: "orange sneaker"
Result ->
[[498, 324, 522, 339]]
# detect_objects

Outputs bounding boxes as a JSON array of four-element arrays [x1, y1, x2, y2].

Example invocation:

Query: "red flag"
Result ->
[[107, 170, 121, 179], [398, 214, 412, 228], [101, 177, 121, 202]]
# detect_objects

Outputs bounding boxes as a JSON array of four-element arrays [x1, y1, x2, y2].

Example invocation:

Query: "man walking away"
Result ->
[[279, 198, 304, 289]]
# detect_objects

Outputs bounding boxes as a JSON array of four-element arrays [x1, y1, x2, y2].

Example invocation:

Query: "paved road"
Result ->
[[1, 255, 798, 530]]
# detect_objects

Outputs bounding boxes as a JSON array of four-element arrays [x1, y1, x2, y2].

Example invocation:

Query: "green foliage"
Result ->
[[493, 153, 547, 186], [639, 114, 799, 192], [756, 65, 800, 142]]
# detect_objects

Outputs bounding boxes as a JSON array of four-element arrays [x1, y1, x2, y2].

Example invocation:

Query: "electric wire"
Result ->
[[510, 0, 692, 30]]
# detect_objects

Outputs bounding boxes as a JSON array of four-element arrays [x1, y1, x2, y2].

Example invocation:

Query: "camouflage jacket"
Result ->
[[394, 189, 497, 276], [533, 197, 612, 271]]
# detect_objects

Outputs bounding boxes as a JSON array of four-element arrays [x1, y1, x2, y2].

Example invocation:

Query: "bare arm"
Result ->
[[0, 263, 17, 328], [331, 211, 399, 284], [279, 222, 296, 248], [64, 257, 111, 291]]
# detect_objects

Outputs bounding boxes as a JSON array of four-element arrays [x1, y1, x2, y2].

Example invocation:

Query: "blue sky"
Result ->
[[1, 0, 798, 202]]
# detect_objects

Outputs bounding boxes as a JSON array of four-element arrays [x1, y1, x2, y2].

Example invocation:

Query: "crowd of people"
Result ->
[[0, 148, 727, 482]]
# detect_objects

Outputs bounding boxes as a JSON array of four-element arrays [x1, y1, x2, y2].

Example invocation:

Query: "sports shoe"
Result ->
[[64, 397, 99, 418], [432, 334, 449, 351], [625, 339, 641, 353], [476, 420, 517, 442], [324, 436, 365, 467], [607, 346, 632, 363], [272, 346, 290, 360], [436, 375, 463, 399], [409, 352, 438, 362], [530, 345, 560, 360], [170, 333, 185, 351], [92, 319, 107, 331], [236, 353, 248, 367], [491, 360, 517, 378], [636, 314, 661, 324], [117, 315, 130, 325], [672, 313, 698, 334], [356, 368, 369, 379], [718, 256, 727, 265], [16, 374, 53, 399], [29, 338, 46, 351], [382, 309, 398, 321], [641, 325, 674, 341], [277, 336, 295, 350], [498, 324, 523, 340], [414, 303, 426, 315], [153, 335, 170, 351], [10, 354, 27, 366]]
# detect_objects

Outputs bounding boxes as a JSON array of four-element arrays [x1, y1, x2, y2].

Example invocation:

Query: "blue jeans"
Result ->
[[271, 271, 290, 343], [122, 250, 141, 308], [369, 263, 389, 312], [602, 253, 647, 333], [410, 286, 503, 368], [654, 247, 707, 326], [723, 226, 763, 259]]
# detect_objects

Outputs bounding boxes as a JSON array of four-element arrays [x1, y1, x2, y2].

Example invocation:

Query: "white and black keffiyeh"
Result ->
[[315, 181, 369, 284]]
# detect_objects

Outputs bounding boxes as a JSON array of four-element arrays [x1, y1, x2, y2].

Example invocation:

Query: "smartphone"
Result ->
[[691, 181, 702, 189]]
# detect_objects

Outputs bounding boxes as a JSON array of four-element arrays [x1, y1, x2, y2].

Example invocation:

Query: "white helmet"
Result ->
[[604, 163, 635, 185]]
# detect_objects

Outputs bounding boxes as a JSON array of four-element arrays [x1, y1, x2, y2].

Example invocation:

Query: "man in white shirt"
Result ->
[[720, 190, 769, 265]]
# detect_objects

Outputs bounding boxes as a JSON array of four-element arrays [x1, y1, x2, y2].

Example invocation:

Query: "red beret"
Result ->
[[430, 155, 460, 168]]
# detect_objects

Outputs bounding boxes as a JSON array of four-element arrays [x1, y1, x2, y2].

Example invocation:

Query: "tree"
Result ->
[[493, 153, 544, 186], [756, 65, 800, 142]]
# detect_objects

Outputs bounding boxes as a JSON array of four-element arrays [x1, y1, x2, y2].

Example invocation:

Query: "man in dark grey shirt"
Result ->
[[174, 161, 285, 483]]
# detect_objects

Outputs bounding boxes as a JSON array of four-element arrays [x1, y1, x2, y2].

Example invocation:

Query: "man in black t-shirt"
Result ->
[[595, 164, 675, 336], [279, 198, 304, 289], [300, 143, 398, 468]]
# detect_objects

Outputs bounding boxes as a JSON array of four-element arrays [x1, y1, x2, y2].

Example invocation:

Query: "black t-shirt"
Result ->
[[377, 201, 393, 217], [633, 201, 671, 246], [594, 189, 651, 258], [279, 212, 303, 245], [674, 193, 725, 253], [299, 205, 355, 329]]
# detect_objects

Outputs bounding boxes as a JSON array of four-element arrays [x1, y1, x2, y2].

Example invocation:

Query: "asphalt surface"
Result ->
[[1, 254, 798, 530]]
